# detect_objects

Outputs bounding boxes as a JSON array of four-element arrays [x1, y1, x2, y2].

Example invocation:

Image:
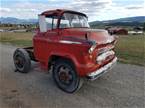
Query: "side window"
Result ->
[[39, 15, 58, 32], [45, 17, 58, 30], [45, 18, 52, 30]]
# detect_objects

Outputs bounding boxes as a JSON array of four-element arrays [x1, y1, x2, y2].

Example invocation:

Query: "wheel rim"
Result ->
[[58, 65, 73, 85], [54, 62, 81, 93]]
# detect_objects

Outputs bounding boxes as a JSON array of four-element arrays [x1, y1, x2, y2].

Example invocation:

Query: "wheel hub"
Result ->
[[14, 56, 24, 68], [58, 66, 73, 85]]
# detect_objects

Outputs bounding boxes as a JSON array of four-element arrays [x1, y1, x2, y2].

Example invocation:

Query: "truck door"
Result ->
[[33, 15, 59, 62]]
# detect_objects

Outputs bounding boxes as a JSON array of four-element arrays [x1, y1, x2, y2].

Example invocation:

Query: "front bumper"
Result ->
[[87, 57, 117, 80]]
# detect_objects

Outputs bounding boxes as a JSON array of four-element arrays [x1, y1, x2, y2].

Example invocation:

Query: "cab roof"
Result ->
[[41, 9, 87, 18]]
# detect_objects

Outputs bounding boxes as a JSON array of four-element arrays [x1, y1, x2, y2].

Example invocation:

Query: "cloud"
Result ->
[[6, 0, 112, 20], [0, 0, 144, 21], [126, 5, 144, 10], [69, 0, 112, 13], [62, 0, 112, 21], [0, 8, 11, 13]]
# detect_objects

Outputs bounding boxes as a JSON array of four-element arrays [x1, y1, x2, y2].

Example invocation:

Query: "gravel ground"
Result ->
[[0, 44, 144, 108]]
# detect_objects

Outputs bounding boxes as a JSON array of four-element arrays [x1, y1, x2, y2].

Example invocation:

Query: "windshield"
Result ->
[[60, 13, 90, 28]]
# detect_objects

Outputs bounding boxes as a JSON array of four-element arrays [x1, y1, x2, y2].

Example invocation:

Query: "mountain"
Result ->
[[89, 16, 145, 27], [113, 16, 145, 22], [0, 17, 38, 24], [0, 16, 145, 26]]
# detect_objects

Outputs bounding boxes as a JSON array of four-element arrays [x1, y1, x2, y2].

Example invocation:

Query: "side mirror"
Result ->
[[38, 15, 47, 33]]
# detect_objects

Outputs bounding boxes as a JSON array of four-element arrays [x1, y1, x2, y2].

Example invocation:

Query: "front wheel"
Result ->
[[53, 59, 83, 93]]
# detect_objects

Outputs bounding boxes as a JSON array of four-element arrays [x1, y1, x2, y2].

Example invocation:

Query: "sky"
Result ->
[[0, 0, 145, 21]]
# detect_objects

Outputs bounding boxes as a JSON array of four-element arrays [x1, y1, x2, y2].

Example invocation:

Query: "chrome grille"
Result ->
[[98, 45, 114, 56], [97, 45, 115, 63]]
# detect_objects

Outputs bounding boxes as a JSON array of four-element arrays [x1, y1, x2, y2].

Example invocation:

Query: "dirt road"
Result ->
[[0, 44, 144, 108]]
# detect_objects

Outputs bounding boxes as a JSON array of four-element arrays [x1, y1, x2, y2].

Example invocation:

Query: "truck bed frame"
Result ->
[[23, 47, 37, 61]]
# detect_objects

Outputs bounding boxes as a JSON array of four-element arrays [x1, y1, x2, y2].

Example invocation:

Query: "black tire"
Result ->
[[13, 48, 31, 73], [53, 59, 83, 93]]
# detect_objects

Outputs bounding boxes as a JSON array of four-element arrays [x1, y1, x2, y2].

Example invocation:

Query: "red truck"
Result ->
[[13, 9, 117, 93]]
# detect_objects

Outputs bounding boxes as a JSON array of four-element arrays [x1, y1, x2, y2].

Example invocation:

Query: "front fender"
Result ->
[[47, 51, 83, 75]]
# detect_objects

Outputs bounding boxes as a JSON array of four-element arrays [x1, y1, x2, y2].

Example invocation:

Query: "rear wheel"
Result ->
[[53, 59, 83, 93], [13, 48, 31, 73]]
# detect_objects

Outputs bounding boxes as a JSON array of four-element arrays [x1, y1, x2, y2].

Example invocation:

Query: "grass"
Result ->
[[0, 32, 33, 47], [0, 32, 144, 66], [115, 35, 145, 66]]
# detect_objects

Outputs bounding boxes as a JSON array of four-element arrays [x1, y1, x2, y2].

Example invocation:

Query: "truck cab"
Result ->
[[13, 9, 117, 93]]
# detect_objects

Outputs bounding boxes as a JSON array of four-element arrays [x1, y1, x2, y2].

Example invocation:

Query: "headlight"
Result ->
[[88, 41, 96, 54]]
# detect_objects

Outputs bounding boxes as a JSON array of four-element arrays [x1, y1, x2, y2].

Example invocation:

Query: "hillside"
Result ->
[[0, 17, 38, 24], [89, 16, 145, 27], [0, 16, 145, 27]]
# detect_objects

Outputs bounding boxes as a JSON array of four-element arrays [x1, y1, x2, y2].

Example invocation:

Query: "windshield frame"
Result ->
[[59, 12, 90, 29]]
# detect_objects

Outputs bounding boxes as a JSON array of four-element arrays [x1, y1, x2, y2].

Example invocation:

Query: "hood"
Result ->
[[62, 28, 115, 45]]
